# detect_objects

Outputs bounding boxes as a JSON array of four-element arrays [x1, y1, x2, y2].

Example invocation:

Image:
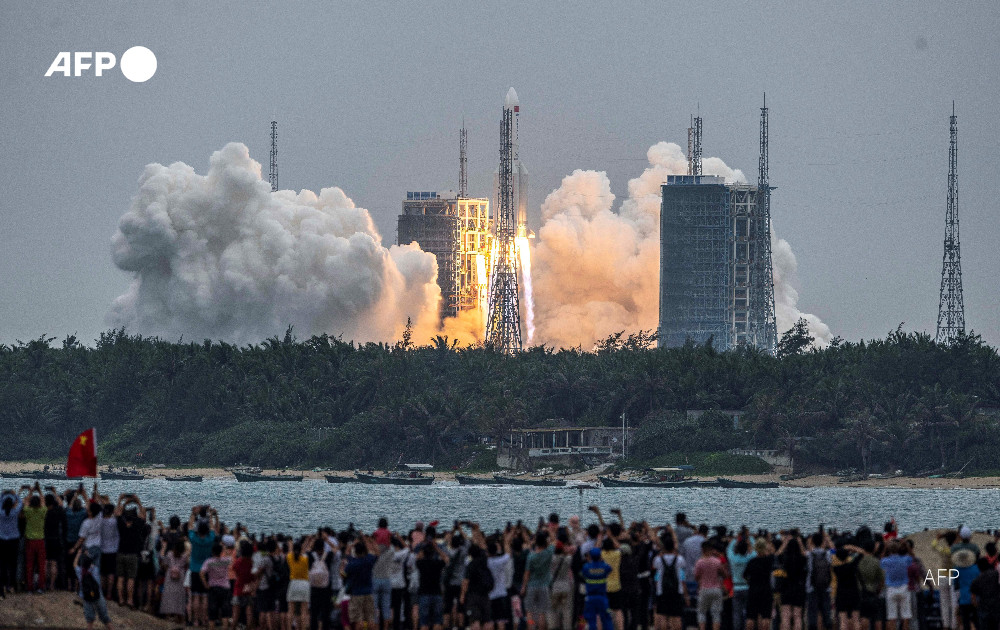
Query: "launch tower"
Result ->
[[485, 88, 523, 353], [936, 103, 965, 344]]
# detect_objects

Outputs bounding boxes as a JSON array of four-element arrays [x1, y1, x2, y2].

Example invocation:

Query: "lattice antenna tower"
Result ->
[[459, 120, 468, 198], [269, 120, 278, 192], [687, 116, 694, 175], [749, 94, 778, 354], [936, 102, 965, 343], [485, 90, 523, 353], [691, 110, 703, 176]]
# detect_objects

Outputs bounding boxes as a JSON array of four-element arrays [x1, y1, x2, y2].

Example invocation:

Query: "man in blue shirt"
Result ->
[[880, 541, 913, 630], [582, 547, 614, 630]]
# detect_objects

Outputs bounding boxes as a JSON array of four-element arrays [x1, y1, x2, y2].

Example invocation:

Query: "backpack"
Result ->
[[810, 550, 831, 590], [271, 555, 290, 592], [309, 552, 331, 587], [659, 555, 679, 597], [81, 570, 101, 602]]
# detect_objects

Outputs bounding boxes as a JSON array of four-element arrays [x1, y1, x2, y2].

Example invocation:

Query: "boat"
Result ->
[[3, 467, 82, 480], [165, 475, 203, 482], [598, 476, 704, 488], [356, 472, 434, 486], [233, 470, 303, 482], [324, 474, 357, 483], [456, 475, 500, 486], [493, 475, 566, 487], [100, 468, 145, 480], [716, 477, 779, 489]]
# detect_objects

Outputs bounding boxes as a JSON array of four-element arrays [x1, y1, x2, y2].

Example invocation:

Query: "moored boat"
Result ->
[[165, 475, 203, 482], [598, 476, 704, 488], [456, 475, 498, 486], [493, 475, 566, 487], [324, 474, 356, 483], [100, 468, 145, 480], [3, 467, 82, 480], [233, 470, 303, 482], [716, 477, 779, 489], [356, 472, 434, 486]]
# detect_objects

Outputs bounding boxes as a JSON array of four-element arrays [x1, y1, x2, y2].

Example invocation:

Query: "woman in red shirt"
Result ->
[[231, 540, 255, 629]]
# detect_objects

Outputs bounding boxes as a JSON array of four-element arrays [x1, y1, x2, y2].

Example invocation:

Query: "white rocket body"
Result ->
[[499, 88, 529, 238]]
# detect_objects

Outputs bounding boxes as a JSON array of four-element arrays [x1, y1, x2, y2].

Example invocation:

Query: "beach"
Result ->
[[3, 461, 999, 489]]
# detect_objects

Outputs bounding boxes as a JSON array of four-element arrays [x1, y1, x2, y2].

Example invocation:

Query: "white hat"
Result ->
[[959, 526, 972, 540], [222, 534, 236, 547]]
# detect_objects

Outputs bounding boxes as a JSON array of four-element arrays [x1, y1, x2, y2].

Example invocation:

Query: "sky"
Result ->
[[1, 1, 998, 347]]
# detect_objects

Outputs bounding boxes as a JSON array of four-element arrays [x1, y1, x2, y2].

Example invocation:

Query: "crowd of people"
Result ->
[[1, 481, 999, 630]]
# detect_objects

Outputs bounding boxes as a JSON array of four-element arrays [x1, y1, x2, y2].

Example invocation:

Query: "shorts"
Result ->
[[885, 585, 912, 621], [746, 592, 773, 620], [208, 586, 233, 621], [781, 585, 806, 608], [190, 571, 208, 594], [445, 583, 463, 612], [373, 577, 393, 620], [656, 592, 685, 617], [255, 587, 277, 613], [697, 587, 724, 624], [350, 594, 376, 623], [232, 594, 252, 609], [859, 592, 882, 622], [466, 593, 492, 624], [275, 590, 289, 613], [607, 590, 624, 611], [45, 538, 62, 559], [116, 553, 139, 580], [83, 597, 111, 624], [287, 579, 310, 603], [490, 596, 511, 623], [836, 590, 860, 614], [100, 552, 117, 576], [419, 594, 445, 627], [524, 586, 551, 615]]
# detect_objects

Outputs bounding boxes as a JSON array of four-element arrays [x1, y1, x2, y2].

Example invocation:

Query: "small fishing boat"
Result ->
[[716, 477, 779, 489], [324, 474, 357, 483], [165, 475, 203, 482], [3, 466, 82, 480], [456, 475, 499, 486], [232, 470, 303, 482], [356, 472, 434, 485], [493, 475, 566, 487], [100, 468, 145, 480], [598, 476, 703, 488]]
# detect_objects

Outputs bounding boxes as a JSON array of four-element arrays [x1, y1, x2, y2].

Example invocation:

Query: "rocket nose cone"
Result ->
[[504, 87, 519, 109]]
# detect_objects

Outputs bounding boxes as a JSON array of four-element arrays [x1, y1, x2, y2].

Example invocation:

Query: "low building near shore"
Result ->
[[497, 425, 636, 469]]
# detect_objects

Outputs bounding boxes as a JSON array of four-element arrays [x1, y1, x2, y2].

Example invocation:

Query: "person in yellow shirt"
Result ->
[[22, 483, 49, 593], [287, 541, 311, 630]]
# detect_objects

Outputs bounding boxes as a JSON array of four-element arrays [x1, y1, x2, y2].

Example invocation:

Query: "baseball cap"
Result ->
[[589, 547, 602, 560], [222, 534, 236, 547]]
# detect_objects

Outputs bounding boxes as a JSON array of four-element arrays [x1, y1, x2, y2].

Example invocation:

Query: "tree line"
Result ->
[[1, 320, 998, 474]]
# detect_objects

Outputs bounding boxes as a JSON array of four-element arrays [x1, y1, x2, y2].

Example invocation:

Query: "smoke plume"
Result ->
[[109, 143, 445, 345], [531, 141, 829, 349]]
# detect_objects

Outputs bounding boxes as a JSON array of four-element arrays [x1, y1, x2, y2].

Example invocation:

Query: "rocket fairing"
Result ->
[[498, 87, 529, 238]]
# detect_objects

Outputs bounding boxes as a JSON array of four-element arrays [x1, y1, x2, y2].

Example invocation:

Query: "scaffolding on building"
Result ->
[[398, 192, 462, 319]]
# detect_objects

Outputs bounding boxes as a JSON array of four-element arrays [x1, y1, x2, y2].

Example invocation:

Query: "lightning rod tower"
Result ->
[[936, 102, 965, 344], [687, 113, 703, 176], [748, 94, 778, 354], [485, 89, 523, 353], [459, 120, 468, 198], [269, 120, 278, 192]]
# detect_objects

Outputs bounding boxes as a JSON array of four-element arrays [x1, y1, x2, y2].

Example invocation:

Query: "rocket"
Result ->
[[501, 87, 531, 239]]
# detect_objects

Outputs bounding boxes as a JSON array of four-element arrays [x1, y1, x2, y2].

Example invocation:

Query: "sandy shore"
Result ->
[[3, 461, 1000, 488]]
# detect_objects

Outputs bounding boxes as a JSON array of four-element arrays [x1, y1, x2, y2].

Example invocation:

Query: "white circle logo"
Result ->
[[120, 46, 157, 83]]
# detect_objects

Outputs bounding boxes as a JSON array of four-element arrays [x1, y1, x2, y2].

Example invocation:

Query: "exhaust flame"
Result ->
[[516, 236, 535, 344]]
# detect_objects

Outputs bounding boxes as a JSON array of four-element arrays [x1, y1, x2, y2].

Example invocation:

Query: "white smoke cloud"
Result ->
[[531, 141, 828, 350], [772, 237, 832, 345], [109, 143, 443, 344]]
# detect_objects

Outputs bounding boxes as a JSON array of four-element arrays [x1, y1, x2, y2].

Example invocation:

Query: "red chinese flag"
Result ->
[[67, 428, 97, 478]]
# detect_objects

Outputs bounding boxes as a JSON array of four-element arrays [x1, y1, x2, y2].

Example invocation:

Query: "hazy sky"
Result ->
[[2, 1, 998, 346]]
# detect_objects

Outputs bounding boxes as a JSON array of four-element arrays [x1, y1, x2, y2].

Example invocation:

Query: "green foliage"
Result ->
[[777, 318, 815, 358], [0, 327, 998, 473]]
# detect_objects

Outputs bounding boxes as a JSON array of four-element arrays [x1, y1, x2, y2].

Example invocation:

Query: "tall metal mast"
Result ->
[[936, 102, 965, 343], [485, 88, 523, 353], [459, 120, 468, 198], [748, 95, 777, 354], [687, 116, 694, 176], [691, 113, 703, 176], [269, 120, 278, 192]]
